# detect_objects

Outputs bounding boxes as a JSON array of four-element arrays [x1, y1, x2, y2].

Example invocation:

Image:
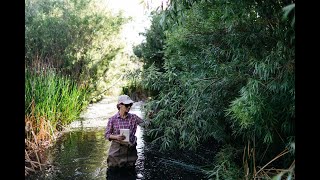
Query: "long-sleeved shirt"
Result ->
[[105, 112, 143, 144]]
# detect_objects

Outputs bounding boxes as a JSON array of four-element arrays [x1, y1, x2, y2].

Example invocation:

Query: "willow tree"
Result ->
[[25, 0, 126, 86], [135, 0, 295, 179]]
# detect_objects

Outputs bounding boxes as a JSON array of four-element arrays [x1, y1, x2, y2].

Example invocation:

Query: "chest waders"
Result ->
[[107, 141, 138, 167]]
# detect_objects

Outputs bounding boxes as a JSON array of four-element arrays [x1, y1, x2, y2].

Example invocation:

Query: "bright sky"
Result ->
[[104, 0, 165, 46], [105, 0, 146, 18], [105, 0, 166, 17]]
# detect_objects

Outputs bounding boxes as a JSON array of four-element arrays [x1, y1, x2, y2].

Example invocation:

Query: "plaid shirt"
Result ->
[[105, 112, 143, 144]]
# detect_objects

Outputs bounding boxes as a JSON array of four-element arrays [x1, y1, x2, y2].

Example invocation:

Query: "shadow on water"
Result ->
[[106, 166, 137, 180], [26, 99, 218, 180]]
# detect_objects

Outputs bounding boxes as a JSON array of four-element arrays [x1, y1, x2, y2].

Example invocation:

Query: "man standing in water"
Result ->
[[105, 94, 145, 179]]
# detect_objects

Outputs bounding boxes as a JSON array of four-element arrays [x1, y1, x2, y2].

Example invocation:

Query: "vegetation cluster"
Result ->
[[25, 0, 127, 176], [134, 0, 295, 179]]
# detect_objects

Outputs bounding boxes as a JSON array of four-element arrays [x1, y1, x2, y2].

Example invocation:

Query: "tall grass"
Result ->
[[25, 67, 89, 175], [25, 68, 89, 131]]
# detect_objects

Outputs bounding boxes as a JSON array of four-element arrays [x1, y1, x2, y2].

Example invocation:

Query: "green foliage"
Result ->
[[205, 144, 243, 180], [25, 0, 126, 87], [136, 0, 295, 179], [141, 0, 251, 151], [142, 63, 239, 151], [121, 69, 149, 101], [282, 3, 295, 27], [25, 68, 89, 129], [25, 0, 128, 125]]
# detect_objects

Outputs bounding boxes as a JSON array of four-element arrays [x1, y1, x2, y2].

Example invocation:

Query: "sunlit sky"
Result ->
[[105, 0, 146, 18], [105, 0, 166, 18], [104, 0, 166, 47]]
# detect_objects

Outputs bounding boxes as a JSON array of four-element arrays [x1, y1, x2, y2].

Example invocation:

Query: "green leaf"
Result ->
[[282, 4, 295, 19]]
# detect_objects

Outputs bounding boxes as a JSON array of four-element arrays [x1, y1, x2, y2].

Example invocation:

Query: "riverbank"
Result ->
[[25, 96, 143, 178]]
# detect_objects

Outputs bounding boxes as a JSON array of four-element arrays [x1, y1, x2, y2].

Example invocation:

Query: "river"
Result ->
[[25, 97, 216, 180]]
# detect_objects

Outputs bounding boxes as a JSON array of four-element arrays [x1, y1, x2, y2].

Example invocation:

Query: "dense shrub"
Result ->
[[136, 0, 295, 179]]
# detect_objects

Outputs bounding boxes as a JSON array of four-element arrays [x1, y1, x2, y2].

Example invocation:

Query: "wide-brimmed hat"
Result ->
[[118, 95, 134, 104]]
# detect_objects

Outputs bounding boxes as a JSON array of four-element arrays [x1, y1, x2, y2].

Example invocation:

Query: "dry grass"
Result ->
[[242, 140, 295, 180], [25, 101, 57, 176]]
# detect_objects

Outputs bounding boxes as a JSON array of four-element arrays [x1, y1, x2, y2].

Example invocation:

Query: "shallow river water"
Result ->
[[26, 97, 216, 180]]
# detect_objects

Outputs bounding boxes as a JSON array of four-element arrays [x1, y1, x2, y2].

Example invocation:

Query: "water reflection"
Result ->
[[25, 99, 214, 180], [25, 129, 110, 180]]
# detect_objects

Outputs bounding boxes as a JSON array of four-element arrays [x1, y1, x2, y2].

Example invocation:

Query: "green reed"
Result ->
[[25, 68, 89, 132]]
